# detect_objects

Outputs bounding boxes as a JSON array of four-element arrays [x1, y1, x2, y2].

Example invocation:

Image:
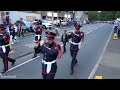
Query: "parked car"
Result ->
[[42, 20, 52, 29], [15, 20, 31, 32], [61, 20, 68, 26], [54, 19, 60, 26]]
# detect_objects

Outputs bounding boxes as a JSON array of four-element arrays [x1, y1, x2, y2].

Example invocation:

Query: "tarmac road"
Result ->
[[0, 23, 113, 79]]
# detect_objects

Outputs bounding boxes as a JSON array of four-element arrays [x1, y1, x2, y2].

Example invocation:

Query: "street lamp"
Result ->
[[98, 11, 101, 21], [72, 11, 75, 20]]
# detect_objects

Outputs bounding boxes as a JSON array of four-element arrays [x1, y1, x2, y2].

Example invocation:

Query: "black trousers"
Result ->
[[18, 31, 20, 37], [70, 49, 78, 71], [21, 30, 24, 37], [118, 30, 120, 37], [42, 73, 55, 79], [0, 52, 15, 71], [63, 41, 67, 52]]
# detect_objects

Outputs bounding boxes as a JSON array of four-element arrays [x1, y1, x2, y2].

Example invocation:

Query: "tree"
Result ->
[[88, 11, 118, 21], [88, 11, 98, 20], [115, 11, 120, 19]]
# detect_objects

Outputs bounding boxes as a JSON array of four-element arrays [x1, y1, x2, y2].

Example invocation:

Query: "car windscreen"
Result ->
[[42, 20, 47, 23]]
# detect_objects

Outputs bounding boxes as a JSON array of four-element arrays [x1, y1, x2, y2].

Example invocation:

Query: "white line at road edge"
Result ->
[[3, 24, 105, 74], [88, 27, 113, 79], [5, 56, 40, 73], [85, 24, 106, 35], [86, 30, 94, 34]]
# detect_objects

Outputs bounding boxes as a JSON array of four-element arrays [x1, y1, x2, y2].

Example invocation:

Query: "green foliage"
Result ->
[[88, 11, 120, 21]]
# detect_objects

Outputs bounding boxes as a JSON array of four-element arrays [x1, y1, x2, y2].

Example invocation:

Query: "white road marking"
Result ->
[[3, 24, 107, 73], [88, 27, 113, 79], [86, 30, 94, 34], [9, 50, 15, 54], [6, 56, 40, 73]]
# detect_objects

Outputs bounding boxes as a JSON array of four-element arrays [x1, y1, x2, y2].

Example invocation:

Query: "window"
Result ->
[[1, 12, 5, 17], [43, 16, 46, 19], [42, 20, 48, 23], [6, 12, 10, 15], [47, 16, 52, 21], [58, 11, 61, 13], [54, 17, 57, 20]]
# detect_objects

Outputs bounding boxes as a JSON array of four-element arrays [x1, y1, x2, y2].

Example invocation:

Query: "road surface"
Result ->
[[0, 23, 113, 79]]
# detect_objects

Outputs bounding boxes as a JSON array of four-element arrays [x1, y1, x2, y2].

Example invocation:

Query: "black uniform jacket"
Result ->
[[67, 31, 82, 50], [0, 32, 10, 54], [41, 42, 60, 74]]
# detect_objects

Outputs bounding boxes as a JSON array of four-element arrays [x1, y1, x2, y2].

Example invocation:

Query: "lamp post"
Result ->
[[98, 11, 101, 21], [73, 11, 75, 20]]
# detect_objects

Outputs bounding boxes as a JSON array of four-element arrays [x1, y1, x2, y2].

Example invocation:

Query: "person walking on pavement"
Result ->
[[11, 25, 16, 44], [117, 23, 120, 38], [0, 24, 16, 73], [67, 24, 84, 75], [11, 24, 18, 44], [55, 27, 60, 38], [2, 16, 6, 26], [9, 24, 14, 44], [21, 25, 25, 37], [6, 16, 9, 25], [17, 24, 21, 37], [14, 24, 18, 42], [33, 22, 43, 58], [61, 30, 69, 54], [39, 32, 62, 79]]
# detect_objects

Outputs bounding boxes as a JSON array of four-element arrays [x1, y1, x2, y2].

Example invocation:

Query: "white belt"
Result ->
[[35, 35, 41, 40], [42, 59, 56, 73], [69, 41, 81, 49], [0, 44, 10, 53]]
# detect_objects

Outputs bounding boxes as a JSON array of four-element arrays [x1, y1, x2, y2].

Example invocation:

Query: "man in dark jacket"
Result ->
[[61, 30, 69, 54], [33, 22, 43, 58], [67, 24, 84, 75], [0, 24, 16, 73], [39, 32, 62, 79]]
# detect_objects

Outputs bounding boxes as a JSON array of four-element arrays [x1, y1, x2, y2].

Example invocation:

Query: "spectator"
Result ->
[[6, 16, 9, 25], [2, 16, 6, 26], [21, 25, 25, 37], [9, 24, 14, 44], [118, 23, 120, 38], [12, 24, 18, 43], [17, 24, 21, 37]]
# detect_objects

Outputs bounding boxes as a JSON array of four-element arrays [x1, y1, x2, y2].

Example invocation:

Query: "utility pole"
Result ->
[[52, 11, 54, 24]]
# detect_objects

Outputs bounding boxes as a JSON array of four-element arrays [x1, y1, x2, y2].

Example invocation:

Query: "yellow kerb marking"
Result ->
[[95, 76, 102, 79]]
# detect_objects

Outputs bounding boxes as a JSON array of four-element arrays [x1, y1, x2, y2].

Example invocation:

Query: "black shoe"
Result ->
[[70, 70, 74, 75], [1, 69, 6, 73], [32, 55, 37, 58], [75, 60, 78, 65], [12, 60, 16, 66]]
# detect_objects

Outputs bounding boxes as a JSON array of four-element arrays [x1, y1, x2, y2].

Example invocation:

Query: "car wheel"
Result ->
[[42, 25, 46, 29]]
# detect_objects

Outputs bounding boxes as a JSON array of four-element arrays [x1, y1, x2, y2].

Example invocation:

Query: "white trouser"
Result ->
[[42, 59, 56, 73]]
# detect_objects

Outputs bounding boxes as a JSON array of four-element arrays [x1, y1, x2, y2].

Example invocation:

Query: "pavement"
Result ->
[[92, 31, 120, 79], [0, 23, 114, 79]]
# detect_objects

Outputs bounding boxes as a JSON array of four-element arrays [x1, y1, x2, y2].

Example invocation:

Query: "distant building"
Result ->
[[74, 11, 88, 21], [41, 11, 74, 24], [0, 11, 42, 24]]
